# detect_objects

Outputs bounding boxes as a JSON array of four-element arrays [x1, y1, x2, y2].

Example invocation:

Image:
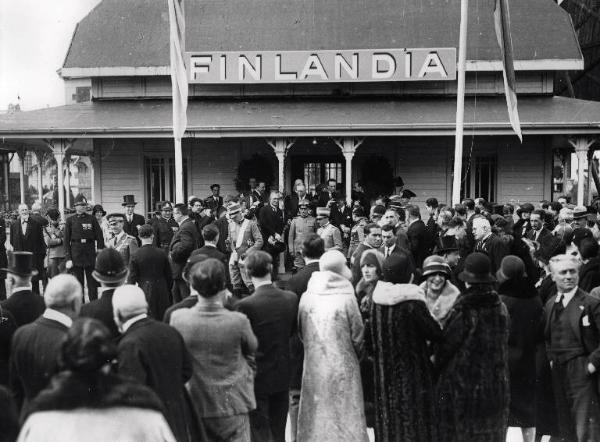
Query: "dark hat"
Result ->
[[73, 194, 88, 207], [382, 252, 414, 284], [121, 195, 137, 206], [496, 255, 526, 284], [458, 252, 496, 284], [436, 235, 459, 254], [534, 235, 566, 265], [393, 176, 404, 188], [572, 227, 593, 247], [106, 213, 125, 225], [46, 208, 60, 221], [572, 206, 588, 220], [519, 203, 535, 214], [372, 205, 386, 216], [3, 251, 38, 277], [400, 189, 416, 199], [92, 248, 127, 283], [422, 255, 451, 278], [352, 206, 365, 217], [91, 204, 106, 217]]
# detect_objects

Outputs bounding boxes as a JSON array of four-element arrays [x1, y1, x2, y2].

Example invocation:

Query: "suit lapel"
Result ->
[[568, 289, 586, 340], [544, 294, 558, 338]]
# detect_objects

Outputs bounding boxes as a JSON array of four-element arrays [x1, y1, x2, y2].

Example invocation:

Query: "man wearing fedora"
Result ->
[[80, 248, 128, 338], [64, 194, 105, 301], [9, 274, 81, 411], [1, 252, 45, 327], [122, 194, 146, 244], [10, 204, 46, 295]]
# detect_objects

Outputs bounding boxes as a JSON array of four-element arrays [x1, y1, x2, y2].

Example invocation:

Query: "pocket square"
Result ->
[[583, 315, 591, 326]]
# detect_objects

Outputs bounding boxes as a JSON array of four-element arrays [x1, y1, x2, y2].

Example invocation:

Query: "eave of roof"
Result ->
[[60, 0, 583, 76], [1, 97, 600, 139]]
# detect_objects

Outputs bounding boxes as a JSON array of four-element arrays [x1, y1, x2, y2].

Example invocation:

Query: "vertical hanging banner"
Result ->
[[168, 0, 188, 202], [494, 0, 522, 142]]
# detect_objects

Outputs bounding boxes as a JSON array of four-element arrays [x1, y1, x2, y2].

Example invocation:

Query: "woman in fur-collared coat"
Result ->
[[435, 252, 510, 442], [369, 252, 442, 442]]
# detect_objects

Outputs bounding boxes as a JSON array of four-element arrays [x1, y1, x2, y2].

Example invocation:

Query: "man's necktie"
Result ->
[[385, 247, 390, 258], [554, 293, 565, 320]]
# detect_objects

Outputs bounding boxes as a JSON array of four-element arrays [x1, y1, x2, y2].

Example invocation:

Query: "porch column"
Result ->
[[334, 137, 364, 204], [3, 154, 9, 210], [17, 147, 26, 205], [266, 138, 296, 193], [34, 150, 44, 203], [65, 154, 71, 208], [44, 139, 73, 221], [569, 137, 596, 207]]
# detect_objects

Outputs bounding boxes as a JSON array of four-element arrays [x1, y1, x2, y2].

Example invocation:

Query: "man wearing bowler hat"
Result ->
[[10, 204, 46, 295], [122, 194, 146, 243], [0, 252, 45, 327], [64, 194, 104, 302], [80, 248, 128, 339]]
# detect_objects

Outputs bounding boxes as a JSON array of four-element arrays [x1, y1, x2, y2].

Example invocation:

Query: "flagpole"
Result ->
[[174, 137, 184, 203], [452, 0, 469, 205]]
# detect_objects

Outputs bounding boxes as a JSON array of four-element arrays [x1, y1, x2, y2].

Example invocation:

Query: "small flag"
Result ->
[[168, 0, 188, 140], [494, 0, 522, 142]]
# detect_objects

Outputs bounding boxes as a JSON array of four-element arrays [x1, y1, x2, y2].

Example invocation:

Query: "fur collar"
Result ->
[[419, 280, 461, 302], [24, 371, 164, 419], [307, 271, 354, 295], [372, 281, 426, 306], [455, 287, 501, 308]]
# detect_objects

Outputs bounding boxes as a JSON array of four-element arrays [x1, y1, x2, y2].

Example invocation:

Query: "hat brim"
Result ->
[[423, 269, 451, 278], [458, 270, 496, 284], [92, 268, 128, 284], [2, 268, 38, 277]]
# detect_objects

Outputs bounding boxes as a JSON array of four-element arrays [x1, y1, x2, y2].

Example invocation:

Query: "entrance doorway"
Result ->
[[291, 155, 344, 191], [144, 156, 189, 214]]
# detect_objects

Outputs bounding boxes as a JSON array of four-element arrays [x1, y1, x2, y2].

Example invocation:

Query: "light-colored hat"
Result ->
[[572, 206, 588, 219], [226, 202, 241, 214], [316, 207, 330, 219], [319, 250, 352, 280], [422, 255, 451, 278], [112, 284, 148, 317]]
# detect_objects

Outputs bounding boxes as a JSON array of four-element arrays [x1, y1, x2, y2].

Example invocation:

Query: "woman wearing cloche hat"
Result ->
[[419, 255, 460, 326], [434, 252, 509, 442]]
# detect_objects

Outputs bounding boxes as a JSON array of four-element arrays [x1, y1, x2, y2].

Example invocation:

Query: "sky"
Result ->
[[0, 0, 102, 111]]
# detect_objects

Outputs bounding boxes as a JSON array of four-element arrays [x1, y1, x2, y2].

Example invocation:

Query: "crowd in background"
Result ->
[[1, 176, 600, 442]]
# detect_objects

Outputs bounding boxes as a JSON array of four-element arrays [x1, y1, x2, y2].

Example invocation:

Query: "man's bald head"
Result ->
[[44, 274, 82, 314]]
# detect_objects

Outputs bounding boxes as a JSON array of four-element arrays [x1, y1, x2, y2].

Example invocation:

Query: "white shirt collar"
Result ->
[[253, 280, 272, 289], [557, 287, 578, 307], [386, 244, 396, 252], [11, 285, 33, 295], [121, 313, 148, 333], [304, 258, 320, 265], [203, 243, 217, 248], [42, 308, 73, 328]]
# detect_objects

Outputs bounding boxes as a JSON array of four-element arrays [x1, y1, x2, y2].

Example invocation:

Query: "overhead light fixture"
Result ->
[[312, 138, 317, 145]]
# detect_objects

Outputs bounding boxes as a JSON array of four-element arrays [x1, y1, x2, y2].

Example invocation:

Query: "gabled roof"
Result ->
[[61, 0, 583, 77], [1, 97, 600, 138]]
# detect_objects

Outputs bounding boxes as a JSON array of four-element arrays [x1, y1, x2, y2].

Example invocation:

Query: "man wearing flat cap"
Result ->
[[106, 213, 138, 267], [113, 285, 192, 442], [64, 194, 105, 301], [151, 201, 179, 254], [316, 207, 342, 252]]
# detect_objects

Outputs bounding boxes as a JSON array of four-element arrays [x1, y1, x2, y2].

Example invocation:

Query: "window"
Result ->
[[460, 156, 497, 202], [145, 157, 188, 212], [303, 162, 343, 191]]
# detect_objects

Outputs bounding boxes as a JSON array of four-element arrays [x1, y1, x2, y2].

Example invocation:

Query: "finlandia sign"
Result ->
[[186, 48, 456, 84]]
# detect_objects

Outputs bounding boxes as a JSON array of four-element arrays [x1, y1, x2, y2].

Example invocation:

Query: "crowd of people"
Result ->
[[1, 176, 600, 442]]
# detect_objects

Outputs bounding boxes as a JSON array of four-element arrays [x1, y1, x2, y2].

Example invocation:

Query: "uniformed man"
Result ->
[[64, 194, 105, 301], [106, 213, 138, 266], [316, 207, 343, 252], [288, 200, 316, 270], [151, 202, 178, 254], [122, 194, 146, 243]]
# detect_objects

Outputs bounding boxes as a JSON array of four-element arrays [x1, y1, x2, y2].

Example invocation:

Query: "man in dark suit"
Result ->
[[9, 274, 81, 410], [526, 209, 552, 243], [169, 203, 200, 303], [285, 183, 311, 221], [122, 194, 146, 243], [473, 216, 509, 274], [191, 224, 228, 266], [544, 255, 600, 441], [113, 284, 192, 442], [212, 207, 230, 255], [406, 205, 432, 269], [236, 251, 298, 442], [285, 233, 323, 441], [204, 184, 224, 215], [257, 191, 285, 276], [317, 179, 338, 208], [1, 252, 45, 327], [189, 198, 214, 247], [64, 194, 105, 301], [243, 177, 264, 209], [10, 204, 46, 294], [80, 248, 128, 338]]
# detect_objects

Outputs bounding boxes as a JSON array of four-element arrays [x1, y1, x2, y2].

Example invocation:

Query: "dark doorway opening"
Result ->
[[360, 156, 394, 200]]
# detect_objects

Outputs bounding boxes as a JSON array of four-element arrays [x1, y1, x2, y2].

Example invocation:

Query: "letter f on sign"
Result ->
[[190, 55, 213, 80]]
